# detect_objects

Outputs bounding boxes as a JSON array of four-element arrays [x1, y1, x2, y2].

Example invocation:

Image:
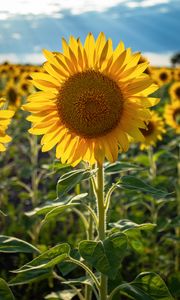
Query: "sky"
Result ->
[[0, 0, 179, 66]]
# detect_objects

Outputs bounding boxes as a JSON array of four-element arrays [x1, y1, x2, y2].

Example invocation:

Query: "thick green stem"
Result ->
[[96, 162, 107, 300]]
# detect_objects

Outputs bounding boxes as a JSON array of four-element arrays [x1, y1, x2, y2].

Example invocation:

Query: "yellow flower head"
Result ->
[[169, 81, 180, 102], [0, 101, 14, 152], [4, 79, 21, 110], [139, 111, 166, 150], [23, 33, 159, 166], [152, 67, 172, 87], [164, 101, 180, 134]]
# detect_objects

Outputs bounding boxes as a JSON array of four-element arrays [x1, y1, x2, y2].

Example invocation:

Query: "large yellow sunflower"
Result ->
[[139, 111, 166, 150], [23, 33, 159, 166], [164, 101, 180, 134], [169, 81, 180, 102], [0, 100, 14, 151]]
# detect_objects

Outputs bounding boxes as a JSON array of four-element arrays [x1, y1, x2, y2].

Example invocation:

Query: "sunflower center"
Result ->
[[173, 109, 180, 125], [160, 72, 168, 81], [7, 88, 17, 104], [175, 87, 180, 98], [140, 121, 154, 137], [57, 70, 123, 138]]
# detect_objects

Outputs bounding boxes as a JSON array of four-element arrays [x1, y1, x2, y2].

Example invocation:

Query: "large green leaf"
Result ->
[[10, 243, 70, 285], [57, 169, 95, 197], [105, 162, 141, 174], [26, 193, 87, 217], [109, 219, 156, 232], [0, 235, 40, 253], [79, 233, 127, 279], [120, 176, 169, 197], [119, 272, 174, 300], [0, 278, 15, 300]]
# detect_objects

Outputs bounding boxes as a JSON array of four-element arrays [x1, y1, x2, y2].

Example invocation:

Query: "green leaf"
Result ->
[[105, 162, 141, 174], [109, 219, 156, 232], [0, 235, 40, 253], [10, 243, 70, 285], [45, 289, 80, 300], [0, 278, 15, 300], [42, 203, 80, 224], [63, 275, 93, 287], [119, 272, 174, 300], [26, 193, 87, 217], [57, 169, 95, 197], [79, 233, 127, 279], [120, 176, 169, 197]]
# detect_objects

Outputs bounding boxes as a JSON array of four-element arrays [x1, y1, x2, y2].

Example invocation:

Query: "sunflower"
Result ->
[[173, 68, 180, 81], [152, 67, 172, 87], [164, 101, 180, 134], [4, 80, 21, 110], [139, 111, 165, 150], [0, 101, 14, 151], [23, 32, 159, 166], [169, 81, 180, 102]]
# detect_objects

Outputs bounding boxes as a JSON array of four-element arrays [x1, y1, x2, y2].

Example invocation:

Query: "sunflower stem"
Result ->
[[96, 162, 107, 300], [148, 146, 156, 180]]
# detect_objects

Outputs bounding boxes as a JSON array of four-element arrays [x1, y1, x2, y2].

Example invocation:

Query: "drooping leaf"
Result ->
[[10, 243, 70, 285], [119, 272, 174, 300], [0, 235, 40, 253], [109, 219, 156, 232], [57, 169, 95, 197], [105, 162, 141, 174], [42, 203, 80, 224], [79, 233, 128, 279], [0, 278, 15, 300], [45, 289, 80, 300], [26, 193, 87, 217], [120, 176, 169, 197]]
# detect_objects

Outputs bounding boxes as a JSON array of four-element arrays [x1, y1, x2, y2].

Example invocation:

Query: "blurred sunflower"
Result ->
[[24, 32, 159, 166], [173, 68, 180, 81], [169, 81, 180, 102], [0, 100, 14, 151], [164, 101, 180, 134], [4, 80, 21, 110], [153, 68, 172, 86], [139, 111, 165, 150]]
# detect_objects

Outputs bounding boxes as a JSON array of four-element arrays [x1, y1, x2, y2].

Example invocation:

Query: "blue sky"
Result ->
[[0, 0, 179, 66]]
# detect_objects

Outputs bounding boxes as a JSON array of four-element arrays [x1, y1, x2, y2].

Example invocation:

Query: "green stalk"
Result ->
[[175, 150, 180, 273], [148, 146, 156, 180], [96, 162, 107, 300]]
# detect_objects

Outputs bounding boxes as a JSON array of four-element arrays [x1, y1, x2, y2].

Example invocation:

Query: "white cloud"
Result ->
[[11, 32, 21, 40], [0, 53, 45, 64], [0, 51, 173, 66], [127, 0, 169, 8], [143, 52, 173, 66], [0, 0, 171, 19]]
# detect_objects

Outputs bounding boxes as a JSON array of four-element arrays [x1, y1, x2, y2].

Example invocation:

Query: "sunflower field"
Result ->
[[0, 34, 180, 300]]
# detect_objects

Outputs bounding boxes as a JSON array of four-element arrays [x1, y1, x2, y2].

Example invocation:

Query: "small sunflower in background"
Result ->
[[0, 100, 14, 152], [24, 32, 159, 166], [169, 81, 180, 102], [4, 79, 21, 110], [139, 111, 166, 150], [173, 67, 180, 81], [152, 67, 172, 87], [164, 101, 180, 134]]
